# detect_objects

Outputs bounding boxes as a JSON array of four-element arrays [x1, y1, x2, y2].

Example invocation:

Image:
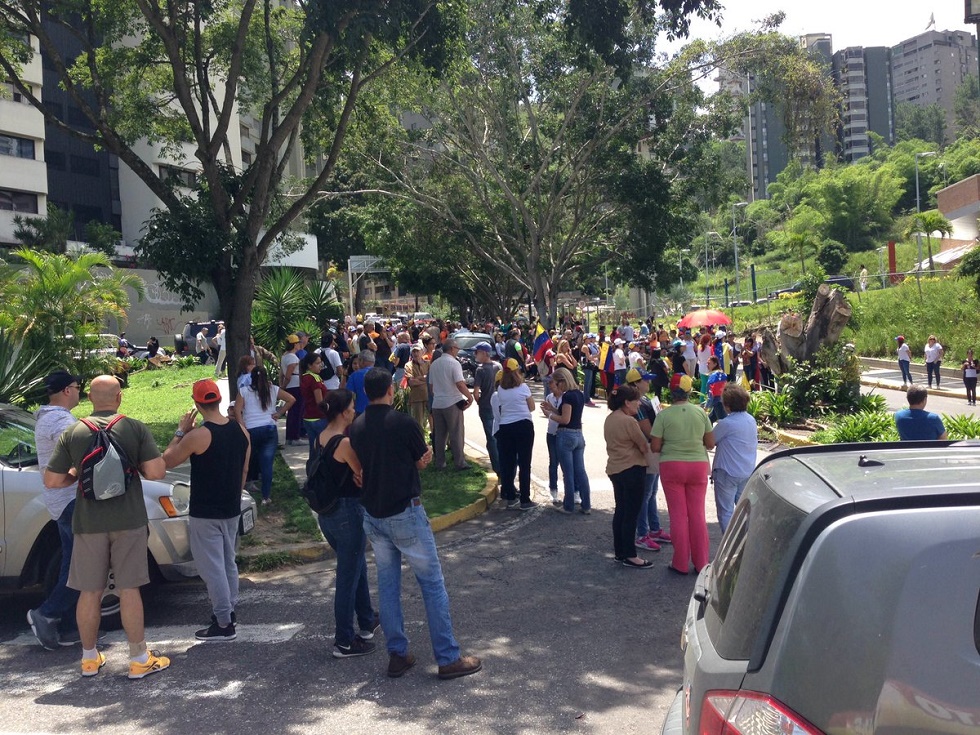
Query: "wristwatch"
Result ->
[[174, 429, 186, 438]]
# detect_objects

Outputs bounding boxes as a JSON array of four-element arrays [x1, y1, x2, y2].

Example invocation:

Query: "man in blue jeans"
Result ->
[[350, 368, 482, 680], [28, 370, 82, 649], [471, 341, 500, 477]]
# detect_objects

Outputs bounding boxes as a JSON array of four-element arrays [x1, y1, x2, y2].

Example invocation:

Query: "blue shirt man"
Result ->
[[894, 386, 948, 440], [346, 351, 375, 414]]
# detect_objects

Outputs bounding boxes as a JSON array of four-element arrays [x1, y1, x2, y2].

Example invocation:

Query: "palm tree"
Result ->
[[903, 210, 953, 274], [0, 248, 145, 359]]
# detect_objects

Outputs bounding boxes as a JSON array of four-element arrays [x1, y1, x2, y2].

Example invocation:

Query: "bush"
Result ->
[[777, 346, 861, 419], [816, 411, 898, 444], [940, 413, 980, 440], [817, 240, 848, 275]]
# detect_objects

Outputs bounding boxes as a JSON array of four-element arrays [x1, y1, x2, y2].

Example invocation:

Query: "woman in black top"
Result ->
[[542, 367, 592, 514], [314, 389, 379, 658]]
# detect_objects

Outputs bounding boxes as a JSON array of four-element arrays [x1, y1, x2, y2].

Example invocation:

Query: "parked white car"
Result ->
[[0, 403, 257, 620]]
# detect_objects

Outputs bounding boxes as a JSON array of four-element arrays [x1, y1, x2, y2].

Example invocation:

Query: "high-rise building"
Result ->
[[0, 36, 47, 245], [832, 46, 893, 161], [891, 29, 978, 137]]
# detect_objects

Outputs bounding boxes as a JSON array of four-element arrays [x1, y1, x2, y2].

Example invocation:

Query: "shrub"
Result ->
[[777, 346, 861, 419], [940, 413, 980, 440], [817, 240, 848, 275], [818, 411, 898, 444]]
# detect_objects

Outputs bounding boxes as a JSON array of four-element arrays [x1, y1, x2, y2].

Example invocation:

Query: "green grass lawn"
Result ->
[[71, 364, 487, 547]]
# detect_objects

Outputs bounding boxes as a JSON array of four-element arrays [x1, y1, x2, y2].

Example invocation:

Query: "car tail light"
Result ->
[[700, 691, 823, 735]]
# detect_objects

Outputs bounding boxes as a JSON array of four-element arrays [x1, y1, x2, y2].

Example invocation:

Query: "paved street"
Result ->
[[0, 382, 734, 735], [1, 370, 968, 735]]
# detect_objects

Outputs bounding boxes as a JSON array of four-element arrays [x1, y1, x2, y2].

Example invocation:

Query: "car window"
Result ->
[[455, 335, 489, 350], [0, 410, 39, 469], [705, 461, 815, 659]]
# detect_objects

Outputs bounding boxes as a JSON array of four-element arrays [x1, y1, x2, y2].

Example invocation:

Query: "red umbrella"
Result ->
[[676, 309, 732, 329]]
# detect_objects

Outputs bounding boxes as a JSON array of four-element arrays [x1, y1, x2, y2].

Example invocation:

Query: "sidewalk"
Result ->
[[859, 357, 968, 401]]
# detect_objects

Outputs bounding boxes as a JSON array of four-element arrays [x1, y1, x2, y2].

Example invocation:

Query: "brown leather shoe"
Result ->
[[387, 652, 416, 678], [438, 655, 482, 680]]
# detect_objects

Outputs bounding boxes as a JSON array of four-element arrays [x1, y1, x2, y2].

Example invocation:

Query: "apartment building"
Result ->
[[832, 46, 893, 161], [0, 35, 46, 245], [2, 22, 317, 272], [891, 29, 978, 137]]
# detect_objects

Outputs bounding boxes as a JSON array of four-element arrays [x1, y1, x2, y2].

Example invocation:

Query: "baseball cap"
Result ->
[[45, 370, 80, 394], [614, 338, 624, 345], [192, 378, 222, 404], [504, 358, 520, 371], [625, 368, 642, 384], [286, 333, 300, 344], [678, 375, 693, 393], [474, 341, 492, 353], [895, 335, 905, 341]]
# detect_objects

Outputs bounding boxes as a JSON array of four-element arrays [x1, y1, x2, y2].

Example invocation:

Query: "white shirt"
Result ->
[[493, 384, 533, 426], [281, 351, 300, 388], [544, 393, 561, 436], [239, 384, 281, 429], [628, 350, 645, 369], [682, 338, 697, 360], [897, 344, 911, 362], [322, 347, 343, 389], [612, 348, 627, 370], [35, 405, 78, 518], [619, 324, 634, 342], [924, 342, 943, 363], [697, 345, 712, 374], [429, 354, 467, 410], [216, 330, 226, 349]]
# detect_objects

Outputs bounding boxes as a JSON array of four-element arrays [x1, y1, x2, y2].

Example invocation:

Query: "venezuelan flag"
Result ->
[[532, 323, 553, 362]]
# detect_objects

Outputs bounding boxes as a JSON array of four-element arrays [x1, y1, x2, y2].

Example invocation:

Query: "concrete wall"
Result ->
[[106, 268, 218, 347]]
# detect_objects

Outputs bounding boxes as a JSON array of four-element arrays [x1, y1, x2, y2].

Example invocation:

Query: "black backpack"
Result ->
[[301, 434, 347, 515], [318, 350, 336, 382], [78, 416, 139, 501]]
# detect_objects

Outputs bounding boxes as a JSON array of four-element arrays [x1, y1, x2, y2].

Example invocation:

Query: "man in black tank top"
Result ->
[[163, 379, 250, 642]]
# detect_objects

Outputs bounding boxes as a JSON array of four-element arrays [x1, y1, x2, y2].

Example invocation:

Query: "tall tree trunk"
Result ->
[[222, 257, 260, 399]]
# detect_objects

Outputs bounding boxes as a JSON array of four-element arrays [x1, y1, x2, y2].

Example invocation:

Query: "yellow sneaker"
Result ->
[[128, 650, 170, 680], [81, 651, 106, 677]]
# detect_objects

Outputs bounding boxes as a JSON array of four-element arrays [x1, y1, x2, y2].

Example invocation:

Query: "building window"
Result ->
[[73, 205, 102, 224], [0, 189, 39, 213], [46, 151, 66, 170], [1, 80, 33, 104], [67, 105, 93, 129], [242, 150, 252, 165], [70, 154, 100, 177], [159, 165, 199, 187], [0, 134, 35, 159]]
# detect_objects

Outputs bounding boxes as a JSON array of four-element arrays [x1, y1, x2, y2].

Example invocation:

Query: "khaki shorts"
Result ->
[[68, 527, 150, 592]]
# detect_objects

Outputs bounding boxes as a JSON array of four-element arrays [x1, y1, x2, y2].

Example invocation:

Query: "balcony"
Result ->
[[0, 99, 44, 138], [0, 156, 47, 194]]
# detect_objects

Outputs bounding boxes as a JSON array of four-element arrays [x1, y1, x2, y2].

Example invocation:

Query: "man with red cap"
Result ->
[[163, 379, 250, 642]]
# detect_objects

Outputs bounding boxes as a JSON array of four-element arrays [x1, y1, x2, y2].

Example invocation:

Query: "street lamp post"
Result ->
[[876, 245, 886, 289], [706, 231, 722, 307], [914, 151, 937, 297], [732, 202, 748, 308], [678, 248, 690, 288]]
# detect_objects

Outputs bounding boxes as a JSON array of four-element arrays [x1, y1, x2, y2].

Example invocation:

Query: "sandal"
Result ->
[[621, 558, 653, 569]]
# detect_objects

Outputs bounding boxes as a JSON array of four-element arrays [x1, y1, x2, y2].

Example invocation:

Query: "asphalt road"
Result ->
[[3, 370, 956, 734]]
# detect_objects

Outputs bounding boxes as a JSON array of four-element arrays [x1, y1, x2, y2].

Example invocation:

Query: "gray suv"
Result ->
[[663, 442, 980, 735]]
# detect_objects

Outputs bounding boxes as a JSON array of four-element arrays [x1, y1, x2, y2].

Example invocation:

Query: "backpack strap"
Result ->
[[80, 417, 99, 432]]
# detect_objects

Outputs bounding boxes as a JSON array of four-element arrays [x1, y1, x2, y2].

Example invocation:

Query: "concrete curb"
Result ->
[[239, 447, 498, 567], [860, 376, 965, 401]]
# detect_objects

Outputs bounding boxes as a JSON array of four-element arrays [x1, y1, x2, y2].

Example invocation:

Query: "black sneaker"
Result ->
[[333, 636, 376, 658], [519, 500, 538, 510], [505, 499, 520, 510], [195, 621, 237, 642], [358, 614, 381, 640], [27, 608, 59, 650]]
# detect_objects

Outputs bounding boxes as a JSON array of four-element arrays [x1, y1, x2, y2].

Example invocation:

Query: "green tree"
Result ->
[[895, 102, 947, 146], [0, 249, 145, 373], [83, 221, 123, 258], [817, 240, 848, 275], [0, 0, 462, 392], [954, 75, 980, 137], [902, 210, 953, 273], [13, 205, 72, 254]]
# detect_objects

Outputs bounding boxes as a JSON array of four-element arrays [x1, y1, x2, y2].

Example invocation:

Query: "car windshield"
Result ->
[[0, 407, 38, 468]]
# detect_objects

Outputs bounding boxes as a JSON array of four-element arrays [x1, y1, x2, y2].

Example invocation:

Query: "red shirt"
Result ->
[[300, 373, 326, 420]]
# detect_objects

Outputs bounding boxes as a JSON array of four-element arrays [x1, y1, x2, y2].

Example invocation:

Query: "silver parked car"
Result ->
[[663, 442, 980, 735], [0, 404, 257, 619]]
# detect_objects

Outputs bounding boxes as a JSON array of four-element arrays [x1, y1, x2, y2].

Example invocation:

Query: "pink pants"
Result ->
[[660, 460, 710, 573]]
